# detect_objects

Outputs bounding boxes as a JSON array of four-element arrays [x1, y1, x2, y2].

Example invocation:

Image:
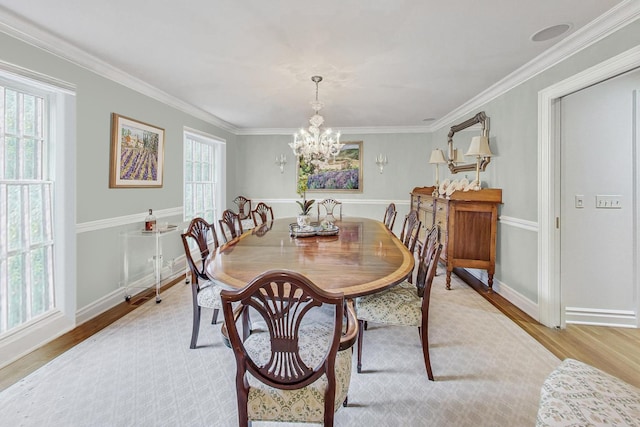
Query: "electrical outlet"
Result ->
[[595, 195, 622, 209]]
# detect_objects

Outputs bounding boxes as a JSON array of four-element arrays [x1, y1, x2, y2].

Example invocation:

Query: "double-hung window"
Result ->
[[0, 65, 75, 367], [183, 129, 224, 224]]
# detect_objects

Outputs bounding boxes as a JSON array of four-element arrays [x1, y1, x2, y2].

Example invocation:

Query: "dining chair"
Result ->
[[180, 217, 223, 349], [317, 198, 342, 223], [399, 209, 421, 255], [251, 202, 274, 227], [219, 209, 243, 243], [221, 270, 358, 427], [383, 202, 397, 233], [356, 226, 442, 380]]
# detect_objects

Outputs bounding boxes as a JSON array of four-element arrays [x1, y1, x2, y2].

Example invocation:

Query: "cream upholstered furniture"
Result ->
[[356, 226, 442, 380], [221, 270, 358, 427], [317, 198, 343, 223], [180, 217, 224, 349], [536, 358, 640, 427]]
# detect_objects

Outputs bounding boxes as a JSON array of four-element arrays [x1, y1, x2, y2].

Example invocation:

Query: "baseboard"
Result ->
[[462, 268, 540, 322], [565, 307, 637, 328]]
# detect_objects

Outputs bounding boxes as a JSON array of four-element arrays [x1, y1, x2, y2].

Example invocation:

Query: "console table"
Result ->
[[411, 186, 502, 290]]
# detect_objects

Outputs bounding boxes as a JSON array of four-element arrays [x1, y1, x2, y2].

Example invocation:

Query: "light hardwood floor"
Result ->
[[2, 272, 640, 392]]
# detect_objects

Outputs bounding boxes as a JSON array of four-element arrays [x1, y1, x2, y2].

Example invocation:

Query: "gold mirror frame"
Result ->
[[447, 111, 491, 173]]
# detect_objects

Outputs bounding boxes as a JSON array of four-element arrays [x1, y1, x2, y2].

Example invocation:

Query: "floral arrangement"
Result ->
[[296, 178, 315, 215]]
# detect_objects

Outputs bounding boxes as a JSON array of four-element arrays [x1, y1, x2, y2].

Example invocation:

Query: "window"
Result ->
[[0, 64, 75, 366], [0, 80, 55, 334], [183, 129, 224, 224]]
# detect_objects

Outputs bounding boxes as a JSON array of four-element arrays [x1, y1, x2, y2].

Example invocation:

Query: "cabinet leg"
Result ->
[[488, 273, 494, 291], [446, 270, 452, 290]]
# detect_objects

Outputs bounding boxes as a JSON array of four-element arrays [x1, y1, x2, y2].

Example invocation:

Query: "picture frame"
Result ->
[[109, 113, 165, 188], [297, 141, 363, 193]]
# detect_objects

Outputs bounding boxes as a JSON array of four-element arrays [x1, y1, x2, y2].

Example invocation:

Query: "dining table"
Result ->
[[206, 217, 415, 298]]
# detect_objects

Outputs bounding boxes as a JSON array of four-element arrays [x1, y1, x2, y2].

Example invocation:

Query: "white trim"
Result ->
[[538, 44, 640, 327], [0, 59, 75, 93], [431, 1, 640, 131], [498, 215, 538, 232], [0, 10, 237, 133], [565, 307, 637, 328], [0, 310, 74, 369], [1, 3, 638, 135], [76, 207, 183, 234]]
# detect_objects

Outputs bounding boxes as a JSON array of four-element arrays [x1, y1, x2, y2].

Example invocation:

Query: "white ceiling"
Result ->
[[0, 0, 627, 132]]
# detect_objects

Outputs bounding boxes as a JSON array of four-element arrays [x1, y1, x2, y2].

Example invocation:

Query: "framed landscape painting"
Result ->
[[298, 141, 363, 193], [109, 113, 165, 188]]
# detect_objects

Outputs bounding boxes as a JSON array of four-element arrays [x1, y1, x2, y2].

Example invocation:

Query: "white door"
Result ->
[[559, 68, 640, 327]]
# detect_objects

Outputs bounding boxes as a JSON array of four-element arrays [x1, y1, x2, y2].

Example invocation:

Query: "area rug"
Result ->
[[0, 271, 560, 426]]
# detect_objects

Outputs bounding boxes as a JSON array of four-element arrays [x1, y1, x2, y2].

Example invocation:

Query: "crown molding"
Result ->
[[237, 125, 432, 136], [0, 8, 239, 134], [1, 2, 638, 136], [430, 0, 640, 131]]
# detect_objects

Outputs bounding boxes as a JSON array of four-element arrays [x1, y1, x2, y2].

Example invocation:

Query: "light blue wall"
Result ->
[[0, 31, 237, 309], [2, 15, 639, 321]]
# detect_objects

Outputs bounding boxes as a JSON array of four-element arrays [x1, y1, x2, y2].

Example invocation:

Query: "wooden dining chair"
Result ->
[[221, 270, 358, 427], [251, 202, 274, 227], [399, 209, 421, 254], [180, 217, 223, 349], [233, 195, 252, 220], [317, 198, 342, 222], [219, 209, 243, 243], [356, 227, 442, 380], [383, 202, 397, 233]]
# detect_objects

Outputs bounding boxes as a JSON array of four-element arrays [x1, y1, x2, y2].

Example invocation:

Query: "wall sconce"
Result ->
[[465, 136, 493, 191], [275, 154, 287, 173], [429, 149, 447, 196], [375, 154, 388, 174]]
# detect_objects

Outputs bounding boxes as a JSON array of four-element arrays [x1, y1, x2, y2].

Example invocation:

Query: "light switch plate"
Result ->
[[575, 195, 584, 208]]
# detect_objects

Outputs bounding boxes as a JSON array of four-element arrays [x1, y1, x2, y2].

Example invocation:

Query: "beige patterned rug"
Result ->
[[0, 272, 560, 426]]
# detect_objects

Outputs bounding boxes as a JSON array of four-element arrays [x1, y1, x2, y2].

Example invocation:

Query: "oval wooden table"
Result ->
[[206, 217, 414, 298]]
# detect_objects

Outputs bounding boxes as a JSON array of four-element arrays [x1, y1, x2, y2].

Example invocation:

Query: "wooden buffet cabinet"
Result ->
[[410, 186, 502, 290]]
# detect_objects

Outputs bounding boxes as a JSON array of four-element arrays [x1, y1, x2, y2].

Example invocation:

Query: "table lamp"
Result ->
[[465, 136, 493, 191], [429, 148, 447, 195]]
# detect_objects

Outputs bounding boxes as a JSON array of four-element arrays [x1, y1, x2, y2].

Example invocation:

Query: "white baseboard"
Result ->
[[565, 307, 637, 328], [464, 268, 540, 322]]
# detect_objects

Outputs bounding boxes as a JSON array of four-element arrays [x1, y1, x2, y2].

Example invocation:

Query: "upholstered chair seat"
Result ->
[[356, 281, 422, 327], [242, 324, 353, 423], [196, 280, 223, 308]]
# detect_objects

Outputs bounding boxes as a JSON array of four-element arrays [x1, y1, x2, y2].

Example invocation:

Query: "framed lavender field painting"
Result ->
[[109, 113, 165, 188], [298, 141, 363, 193]]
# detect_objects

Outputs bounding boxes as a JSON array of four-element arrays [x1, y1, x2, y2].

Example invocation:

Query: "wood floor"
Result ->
[[2, 271, 640, 392]]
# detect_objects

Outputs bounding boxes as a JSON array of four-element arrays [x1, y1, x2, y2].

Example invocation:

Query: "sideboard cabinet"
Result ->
[[410, 186, 502, 290]]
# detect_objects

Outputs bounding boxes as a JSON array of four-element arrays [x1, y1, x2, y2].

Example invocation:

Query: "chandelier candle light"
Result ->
[[289, 76, 343, 162]]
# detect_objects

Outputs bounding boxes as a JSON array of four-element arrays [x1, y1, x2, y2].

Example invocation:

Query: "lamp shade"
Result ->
[[429, 148, 447, 164], [465, 136, 492, 157], [452, 148, 466, 164]]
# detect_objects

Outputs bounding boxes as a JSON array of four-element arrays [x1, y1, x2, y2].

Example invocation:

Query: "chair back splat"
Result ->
[[317, 198, 343, 222], [219, 209, 243, 243], [383, 202, 397, 233], [222, 270, 357, 426], [233, 195, 252, 220], [251, 202, 274, 227]]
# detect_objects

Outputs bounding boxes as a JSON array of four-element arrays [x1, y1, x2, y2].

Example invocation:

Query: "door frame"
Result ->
[[537, 45, 640, 328]]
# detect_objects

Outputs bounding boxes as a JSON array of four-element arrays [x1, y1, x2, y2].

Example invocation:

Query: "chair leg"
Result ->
[[190, 306, 202, 349], [364, 320, 368, 330], [343, 395, 348, 407], [419, 326, 434, 381], [211, 308, 219, 325], [357, 319, 365, 373]]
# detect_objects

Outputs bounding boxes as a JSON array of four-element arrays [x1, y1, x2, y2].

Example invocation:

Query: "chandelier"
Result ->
[[289, 76, 343, 162]]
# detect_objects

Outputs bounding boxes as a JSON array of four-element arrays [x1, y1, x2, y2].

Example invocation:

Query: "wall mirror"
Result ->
[[447, 111, 491, 173]]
